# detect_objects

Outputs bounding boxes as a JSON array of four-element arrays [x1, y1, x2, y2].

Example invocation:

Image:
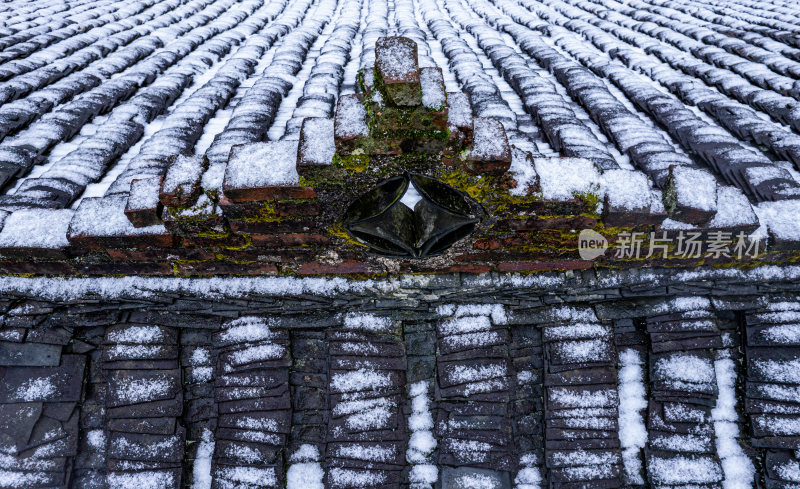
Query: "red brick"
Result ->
[[78, 262, 174, 276], [497, 260, 593, 272], [296, 260, 374, 275], [106, 247, 214, 262], [223, 185, 317, 203], [173, 260, 278, 276], [180, 233, 250, 249], [0, 260, 76, 275], [251, 233, 331, 247], [69, 232, 177, 250], [228, 219, 316, 235], [0, 246, 69, 260], [495, 215, 598, 232]]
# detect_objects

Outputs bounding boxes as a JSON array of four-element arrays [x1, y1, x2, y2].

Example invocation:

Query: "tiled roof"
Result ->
[[0, 281, 799, 489], [0, 0, 798, 276]]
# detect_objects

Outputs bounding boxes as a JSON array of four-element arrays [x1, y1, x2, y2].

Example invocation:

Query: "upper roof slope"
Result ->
[[0, 0, 798, 275]]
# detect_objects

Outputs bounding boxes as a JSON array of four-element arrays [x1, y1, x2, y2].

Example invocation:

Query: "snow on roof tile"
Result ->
[[69, 195, 169, 238], [534, 157, 601, 202], [223, 140, 300, 190], [0, 209, 71, 249]]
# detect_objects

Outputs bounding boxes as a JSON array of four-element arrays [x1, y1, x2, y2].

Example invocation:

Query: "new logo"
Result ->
[[578, 229, 608, 260]]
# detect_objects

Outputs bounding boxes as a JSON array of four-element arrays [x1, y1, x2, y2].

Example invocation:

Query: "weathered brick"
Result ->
[[296, 260, 375, 275], [159, 155, 207, 208], [173, 260, 279, 276], [375, 36, 422, 107], [125, 176, 163, 228], [251, 233, 331, 247]]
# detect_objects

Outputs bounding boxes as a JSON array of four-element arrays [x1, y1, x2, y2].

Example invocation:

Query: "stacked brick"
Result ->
[[220, 140, 320, 242], [326, 315, 406, 489], [435, 309, 513, 488], [541, 307, 622, 489], [288, 329, 329, 458], [404, 318, 438, 489], [510, 323, 545, 488], [0, 306, 85, 489], [102, 324, 184, 489], [181, 329, 216, 487], [644, 299, 724, 488], [211, 316, 291, 489], [744, 301, 800, 489], [73, 321, 111, 489]]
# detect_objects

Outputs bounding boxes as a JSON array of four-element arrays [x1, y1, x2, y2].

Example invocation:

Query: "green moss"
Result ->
[[193, 228, 230, 239], [222, 234, 252, 251], [327, 222, 368, 248], [333, 153, 370, 172]]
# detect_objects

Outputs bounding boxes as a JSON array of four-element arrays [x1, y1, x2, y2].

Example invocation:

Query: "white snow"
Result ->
[[407, 380, 437, 469], [755, 200, 800, 243], [376, 36, 418, 81], [453, 472, 503, 489], [335, 94, 368, 138], [87, 430, 106, 451], [0, 209, 72, 249], [336, 444, 395, 462], [712, 358, 755, 489], [343, 403, 392, 430], [471, 118, 508, 160], [447, 363, 505, 384], [70, 195, 167, 237], [191, 348, 210, 365], [161, 155, 205, 197], [224, 140, 300, 189], [108, 326, 164, 344], [216, 466, 277, 486], [438, 316, 492, 335], [287, 462, 324, 489], [774, 458, 800, 482], [549, 387, 617, 408], [601, 169, 651, 212], [617, 349, 647, 485], [343, 312, 393, 331], [331, 368, 392, 392], [0, 469, 50, 488], [328, 467, 386, 487], [762, 324, 800, 344], [534, 157, 601, 201], [299, 118, 335, 166], [508, 147, 538, 197], [655, 354, 715, 384], [409, 464, 438, 484], [709, 186, 757, 228], [107, 471, 176, 489], [552, 339, 607, 363], [648, 456, 723, 485], [14, 376, 56, 401], [670, 166, 718, 212], [219, 316, 275, 343], [515, 467, 542, 489], [745, 166, 790, 186], [115, 377, 170, 404], [753, 358, 800, 384], [399, 181, 424, 210], [754, 415, 800, 435], [420, 67, 446, 110], [191, 429, 214, 489], [230, 343, 285, 365], [290, 444, 320, 463], [287, 444, 324, 489], [447, 91, 472, 127]]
